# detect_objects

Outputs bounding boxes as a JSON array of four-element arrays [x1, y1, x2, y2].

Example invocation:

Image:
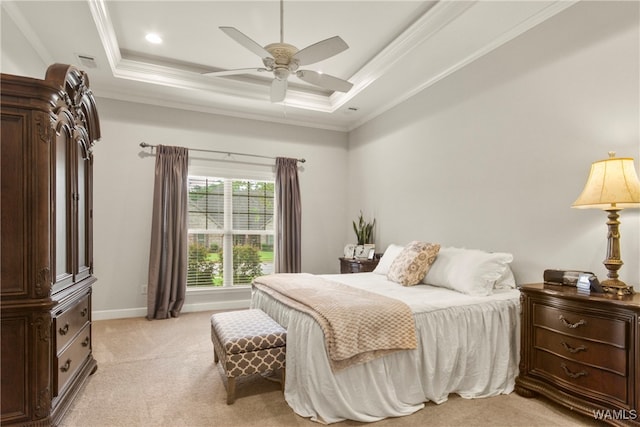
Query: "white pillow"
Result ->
[[372, 244, 405, 275], [423, 247, 514, 296], [494, 266, 516, 289]]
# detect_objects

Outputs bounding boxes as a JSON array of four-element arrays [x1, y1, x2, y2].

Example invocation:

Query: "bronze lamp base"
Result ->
[[601, 208, 635, 296], [601, 278, 635, 296]]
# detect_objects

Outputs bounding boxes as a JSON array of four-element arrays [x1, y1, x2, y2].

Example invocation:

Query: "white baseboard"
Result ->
[[92, 307, 146, 321], [92, 298, 251, 321]]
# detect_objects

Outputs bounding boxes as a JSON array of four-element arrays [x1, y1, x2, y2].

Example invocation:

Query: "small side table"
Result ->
[[339, 257, 379, 274]]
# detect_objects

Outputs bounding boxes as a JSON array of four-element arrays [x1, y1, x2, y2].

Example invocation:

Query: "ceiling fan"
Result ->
[[204, 0, 354, 103]]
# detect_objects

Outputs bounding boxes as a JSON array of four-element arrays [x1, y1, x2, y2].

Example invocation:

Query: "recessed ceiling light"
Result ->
[[145, 33, 162, 44]]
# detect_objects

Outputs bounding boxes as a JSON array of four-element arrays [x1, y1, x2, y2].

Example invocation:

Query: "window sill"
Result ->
[[183, 284, 252, 312], [186, 285, 251, 296]]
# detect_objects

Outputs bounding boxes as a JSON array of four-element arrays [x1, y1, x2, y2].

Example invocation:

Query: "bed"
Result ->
[[251, 244, 521, 424]]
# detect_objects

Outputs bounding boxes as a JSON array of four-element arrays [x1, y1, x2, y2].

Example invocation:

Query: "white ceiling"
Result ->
[[2, 0, 578, 131]]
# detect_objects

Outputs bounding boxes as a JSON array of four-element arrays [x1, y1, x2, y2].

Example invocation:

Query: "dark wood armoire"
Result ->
[[1, 64, 101, 426]]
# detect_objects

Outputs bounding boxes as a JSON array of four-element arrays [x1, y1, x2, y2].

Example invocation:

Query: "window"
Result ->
[[187, 176, 274, 287]]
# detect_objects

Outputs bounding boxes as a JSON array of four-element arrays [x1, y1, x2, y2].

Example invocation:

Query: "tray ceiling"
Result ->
[[2, 0, 577, 131]]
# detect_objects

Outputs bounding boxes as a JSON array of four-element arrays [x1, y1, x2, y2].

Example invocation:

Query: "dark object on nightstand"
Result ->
[[516, 283, 640, 426], [339, 257, 380, 274], [543, 269, 595, 286]]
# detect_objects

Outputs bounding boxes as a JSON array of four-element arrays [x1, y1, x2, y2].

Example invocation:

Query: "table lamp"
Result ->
[[572, 152, 640, 295]]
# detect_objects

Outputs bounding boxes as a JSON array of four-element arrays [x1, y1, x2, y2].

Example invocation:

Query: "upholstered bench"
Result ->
[[210, 309, 286, 404]]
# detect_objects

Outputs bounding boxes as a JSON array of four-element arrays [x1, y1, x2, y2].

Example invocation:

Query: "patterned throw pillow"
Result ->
[[387, 241, 441, 286]]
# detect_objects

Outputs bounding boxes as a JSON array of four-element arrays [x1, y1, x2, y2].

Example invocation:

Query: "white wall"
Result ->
[[348, 1, 640, 289], [0, 5, 46, 77], [91, 98, 348, 318]]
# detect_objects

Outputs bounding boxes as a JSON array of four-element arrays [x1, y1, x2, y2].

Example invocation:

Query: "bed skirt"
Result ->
[[252, 287, 520, 424]]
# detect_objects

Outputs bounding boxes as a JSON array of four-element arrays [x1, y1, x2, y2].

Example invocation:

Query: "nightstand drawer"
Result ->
[[533, 349, 628, 404], [339, 257, 379, 274], [534, 327, 627, 375], [533, 303, 627, 347]]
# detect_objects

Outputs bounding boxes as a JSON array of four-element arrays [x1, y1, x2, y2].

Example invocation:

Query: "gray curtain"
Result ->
[[275, 157, 302, 273], [147, 145, 189, 319]]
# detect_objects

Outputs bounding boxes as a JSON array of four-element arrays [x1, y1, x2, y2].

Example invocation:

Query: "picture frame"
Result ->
[[367, 248, 375, 260], [343, 244, 356, 258], [355, 244, 375, 259]]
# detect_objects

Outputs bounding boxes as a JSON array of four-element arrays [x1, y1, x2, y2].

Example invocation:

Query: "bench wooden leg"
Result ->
[[280, 368, 286, 393], [226, 377, 236, 405], [213, 348, 219, 364]]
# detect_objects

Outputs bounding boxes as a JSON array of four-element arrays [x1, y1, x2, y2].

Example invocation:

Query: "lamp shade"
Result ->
[[572, 152, 640, 209]]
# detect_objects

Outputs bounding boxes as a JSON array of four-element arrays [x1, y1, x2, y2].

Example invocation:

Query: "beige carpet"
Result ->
[[60, 310, 599, 427]]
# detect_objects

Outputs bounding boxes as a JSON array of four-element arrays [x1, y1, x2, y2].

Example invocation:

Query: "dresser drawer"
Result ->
[[55, 293, 90, 352], [534, 327, 627, 375], [533, 303, 627, 347], [533, 349, 628, 405], [55, 323, 91, 396]]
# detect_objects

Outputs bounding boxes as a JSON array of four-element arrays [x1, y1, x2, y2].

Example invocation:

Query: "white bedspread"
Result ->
[[251, 272, 521, 424]]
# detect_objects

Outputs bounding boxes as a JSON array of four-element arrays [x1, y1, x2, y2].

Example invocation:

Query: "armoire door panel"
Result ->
[[1, 113, 27, 296], [0, 316, 28, 419], [55, 128, 69, 283], [76, 147, 89, 280]]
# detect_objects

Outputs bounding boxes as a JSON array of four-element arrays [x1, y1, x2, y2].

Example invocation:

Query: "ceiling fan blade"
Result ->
[[219, 26, 272, 59], [203, 68, 268, 77], [293, 36, 348, 66], [270, 78, 287, 103], [296, 70, 353, 93]]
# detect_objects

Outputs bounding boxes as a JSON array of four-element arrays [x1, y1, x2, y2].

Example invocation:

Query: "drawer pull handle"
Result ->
[[60, 359, 72, 372], [59, 324, 69, 335], [559, 315, 586, 329], [82, 336, 90, 347], [80, 308, 88, 317], [560, 363, 587, 379], [561, 341, 586, 354]]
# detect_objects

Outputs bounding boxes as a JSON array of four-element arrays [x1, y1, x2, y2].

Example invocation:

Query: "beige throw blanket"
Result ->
[[252, 273, 417, 371]]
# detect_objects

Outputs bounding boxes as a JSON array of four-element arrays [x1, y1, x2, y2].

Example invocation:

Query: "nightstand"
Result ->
[[339, 257, 379, 274], [516, 283, 640, 426]]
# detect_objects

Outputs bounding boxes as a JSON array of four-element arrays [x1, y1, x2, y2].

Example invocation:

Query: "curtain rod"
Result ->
[[139, 142, 306, 163]]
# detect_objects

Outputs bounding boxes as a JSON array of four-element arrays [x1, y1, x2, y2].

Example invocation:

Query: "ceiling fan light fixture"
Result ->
[[273, 68, 290, 80]]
